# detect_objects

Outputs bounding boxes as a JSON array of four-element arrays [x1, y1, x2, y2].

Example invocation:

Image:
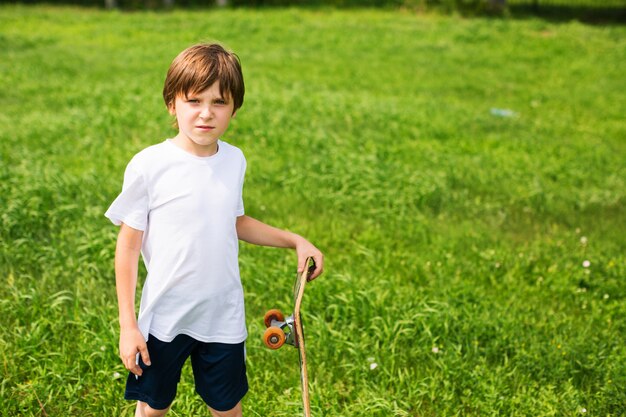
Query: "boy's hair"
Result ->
[[163, 43, 245, 115]]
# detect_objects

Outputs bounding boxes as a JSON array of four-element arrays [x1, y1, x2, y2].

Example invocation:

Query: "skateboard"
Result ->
[[263, 257, 316, 417]]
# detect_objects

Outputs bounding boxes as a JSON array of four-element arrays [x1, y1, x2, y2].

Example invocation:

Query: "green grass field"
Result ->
[[1, 5, 625, 416]]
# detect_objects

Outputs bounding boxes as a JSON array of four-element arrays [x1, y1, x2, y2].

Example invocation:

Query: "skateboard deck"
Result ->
[[263, 257, 316, 417]]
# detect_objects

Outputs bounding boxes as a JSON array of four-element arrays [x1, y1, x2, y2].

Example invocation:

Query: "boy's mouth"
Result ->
[[196, 125, 215, 130]]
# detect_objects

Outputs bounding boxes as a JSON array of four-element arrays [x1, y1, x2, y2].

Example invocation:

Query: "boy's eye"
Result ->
[[214, 99, 227, 105], [187, 99, 200, 103]]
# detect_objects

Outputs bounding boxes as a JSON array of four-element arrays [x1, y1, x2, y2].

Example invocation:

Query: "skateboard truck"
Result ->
[[263, 310, 300, 349]]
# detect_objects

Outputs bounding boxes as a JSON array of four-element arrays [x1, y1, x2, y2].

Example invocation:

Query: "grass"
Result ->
[[1, 4, 625, 416]]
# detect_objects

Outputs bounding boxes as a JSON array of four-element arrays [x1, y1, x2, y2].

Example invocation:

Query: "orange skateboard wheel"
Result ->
[[263, 327, 286, 349], [264, 309, 285, 328]]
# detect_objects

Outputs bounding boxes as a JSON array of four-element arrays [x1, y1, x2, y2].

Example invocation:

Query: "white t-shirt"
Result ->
[[105, 139, 247, 343]]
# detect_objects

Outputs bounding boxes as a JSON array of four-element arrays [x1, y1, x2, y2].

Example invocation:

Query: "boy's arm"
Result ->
[[236, 215, 324, 280], [115, 223, 151, 376]]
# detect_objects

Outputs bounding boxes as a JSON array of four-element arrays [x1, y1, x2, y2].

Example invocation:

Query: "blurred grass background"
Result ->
[[1, 4, 625, 416]]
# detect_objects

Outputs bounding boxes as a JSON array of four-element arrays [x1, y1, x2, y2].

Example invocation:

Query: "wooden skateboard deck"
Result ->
[[263, 257, 316, 417]]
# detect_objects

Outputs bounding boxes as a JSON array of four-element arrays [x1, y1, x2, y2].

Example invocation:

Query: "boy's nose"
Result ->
[[200, 106, 212, 119]]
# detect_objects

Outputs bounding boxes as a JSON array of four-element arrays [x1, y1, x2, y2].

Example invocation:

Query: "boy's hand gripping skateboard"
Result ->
[[263, 257, 316, 417]]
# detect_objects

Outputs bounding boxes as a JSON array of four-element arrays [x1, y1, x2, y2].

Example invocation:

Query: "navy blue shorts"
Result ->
[[124, 334, 248, 411]]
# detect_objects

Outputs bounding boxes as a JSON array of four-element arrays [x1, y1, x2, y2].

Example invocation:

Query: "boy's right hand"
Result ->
[[119, 326, 151, 377]]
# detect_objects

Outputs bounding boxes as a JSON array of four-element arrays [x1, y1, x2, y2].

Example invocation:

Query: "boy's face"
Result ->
[[168, 82, 236, 157]]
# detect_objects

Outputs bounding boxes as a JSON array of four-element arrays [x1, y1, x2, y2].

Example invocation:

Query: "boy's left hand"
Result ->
[[295, 238, 324, 281]]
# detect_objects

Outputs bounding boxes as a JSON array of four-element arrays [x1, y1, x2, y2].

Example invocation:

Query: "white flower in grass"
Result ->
[[580, 408, 587, 414], [432, 346, 440, 354], [582, 260, 591, 268], [112, 372, 122, 380], [580, 236, 588, 245], [367, 357, 378, 371]]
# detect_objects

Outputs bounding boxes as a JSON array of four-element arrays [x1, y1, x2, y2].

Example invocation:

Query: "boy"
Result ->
[[105, 43, 323, 417]]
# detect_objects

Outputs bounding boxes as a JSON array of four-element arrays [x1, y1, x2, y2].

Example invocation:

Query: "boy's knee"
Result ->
[[209, 401, 242, 417], [137, 401, 171, 417]]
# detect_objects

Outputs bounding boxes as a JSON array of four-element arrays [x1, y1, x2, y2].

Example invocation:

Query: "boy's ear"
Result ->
[[167, 101, 176, 115], [231, 110, 237, 118]]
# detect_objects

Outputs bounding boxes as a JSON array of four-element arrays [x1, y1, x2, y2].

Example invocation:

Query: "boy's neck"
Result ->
[[170, 134, 219, 157]]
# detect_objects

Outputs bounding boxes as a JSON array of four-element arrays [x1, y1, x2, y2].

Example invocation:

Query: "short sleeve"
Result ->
[[235, 155, 246, 217], [104, 162, 149, 231]]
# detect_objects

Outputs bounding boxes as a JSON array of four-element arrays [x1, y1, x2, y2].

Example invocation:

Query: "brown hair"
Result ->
[[163, 43, 245, 115]]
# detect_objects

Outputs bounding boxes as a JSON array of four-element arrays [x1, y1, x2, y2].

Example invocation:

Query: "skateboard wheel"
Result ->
[[264, 309, 285, 328], [263, 327, 285, 349]]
